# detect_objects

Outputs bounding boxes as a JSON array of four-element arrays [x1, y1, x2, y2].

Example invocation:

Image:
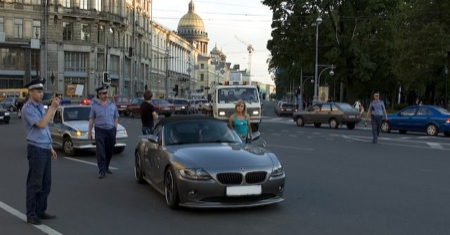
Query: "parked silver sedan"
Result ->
[[49, 105, 128, 156], [134, 116, 285, 209]]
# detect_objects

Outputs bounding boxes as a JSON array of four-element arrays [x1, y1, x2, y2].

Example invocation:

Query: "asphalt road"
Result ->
[[1, 101, 449, 235]]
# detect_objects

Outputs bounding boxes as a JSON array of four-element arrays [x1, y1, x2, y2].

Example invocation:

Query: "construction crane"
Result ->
[[234, 35, 254, 76]]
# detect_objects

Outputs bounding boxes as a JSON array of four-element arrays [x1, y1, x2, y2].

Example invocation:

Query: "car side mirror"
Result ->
[[146, 134, 159, 144]]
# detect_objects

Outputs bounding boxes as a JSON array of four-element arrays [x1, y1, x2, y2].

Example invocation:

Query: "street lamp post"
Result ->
[[312, 16, 322, 104], [445, 65, 448, 109]]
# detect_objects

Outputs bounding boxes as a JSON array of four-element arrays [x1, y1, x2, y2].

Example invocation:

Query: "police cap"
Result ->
[[95, 84, 109, 93], [24, 78, 45, 90]]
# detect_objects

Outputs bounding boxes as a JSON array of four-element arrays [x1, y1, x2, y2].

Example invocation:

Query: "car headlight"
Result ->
[[218, 110, 226, 116], [252, 110, 259, 115], [75, 131, 87, 137], [4, 112, 10, 116], [271, 163, 284, 177], [116, 129, 127, 135], [179, 168, 212, 180]]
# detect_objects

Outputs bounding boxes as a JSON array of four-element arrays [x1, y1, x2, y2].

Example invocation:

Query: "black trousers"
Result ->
[[95, 127, 116, 173]]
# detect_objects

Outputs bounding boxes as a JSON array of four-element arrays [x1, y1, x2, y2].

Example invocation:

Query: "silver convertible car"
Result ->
[[49, 105, 128, 156], [134, 116, 285, 209]]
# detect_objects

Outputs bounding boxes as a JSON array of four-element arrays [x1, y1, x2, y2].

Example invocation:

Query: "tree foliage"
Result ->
[[263, 0, 450, 106]]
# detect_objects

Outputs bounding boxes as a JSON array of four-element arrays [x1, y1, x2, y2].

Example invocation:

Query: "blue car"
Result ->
[[381, 105, 450, 136]]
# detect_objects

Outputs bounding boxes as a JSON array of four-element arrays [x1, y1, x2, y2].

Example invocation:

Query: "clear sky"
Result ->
[[152, 0, 274, 85]]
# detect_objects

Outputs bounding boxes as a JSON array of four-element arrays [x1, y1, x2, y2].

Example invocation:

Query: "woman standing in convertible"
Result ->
[[228, 99, 252, 142]]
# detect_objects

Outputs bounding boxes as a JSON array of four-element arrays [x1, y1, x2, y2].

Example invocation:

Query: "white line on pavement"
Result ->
[[427, 142, 444, 149], [266, 144, 314, 151], [0, 201, 63, 235], [64, 157, 119, 170]]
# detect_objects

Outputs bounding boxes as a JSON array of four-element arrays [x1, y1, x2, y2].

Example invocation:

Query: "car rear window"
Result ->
[[116, 97, 129, 102], [282, 103, 295, 108]]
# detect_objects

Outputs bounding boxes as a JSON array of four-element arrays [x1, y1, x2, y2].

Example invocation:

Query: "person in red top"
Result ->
[[140, 90, 158, 134]]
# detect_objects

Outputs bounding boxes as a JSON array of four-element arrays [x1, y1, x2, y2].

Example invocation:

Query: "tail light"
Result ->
[[294, 109, 298, 112], [446, 118, 450, 124], [81, 99, 90, 105], [280, 108, 285, 111]]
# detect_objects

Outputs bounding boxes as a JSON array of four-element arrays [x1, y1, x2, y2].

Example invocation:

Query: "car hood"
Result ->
[[169, 144, 275, 169], [64, 121, 126, 132]]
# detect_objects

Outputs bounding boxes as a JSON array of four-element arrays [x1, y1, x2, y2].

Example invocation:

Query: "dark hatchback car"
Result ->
[[113, 95, 131, 116], [381, 105, 450, 136], [168, 98, 190, 114], [151, 99, 175, 117], [126, 98, 145, 118], [275, 102, 297, 116], [292, 102, 361, 129]]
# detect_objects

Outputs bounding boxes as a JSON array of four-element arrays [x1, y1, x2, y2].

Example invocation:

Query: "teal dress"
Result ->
[[233, 115, 248, 137]]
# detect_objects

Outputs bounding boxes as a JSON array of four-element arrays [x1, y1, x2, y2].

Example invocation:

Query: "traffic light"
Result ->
[[102, 72, 111, 85], [173, 85, 179, 97]]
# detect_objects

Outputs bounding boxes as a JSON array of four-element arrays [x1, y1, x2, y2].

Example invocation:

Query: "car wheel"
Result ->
[[296, 117, 305, 127], [17, 108, 22, 118], [62, 137, 77, 156], [165, 113, 171, 117], [114, 146, 125, 154], [129, 111, 134, 118], [314, 123, 321, 128], [444, 131, 450, 137], [9, 106, 14, 112], [251, 123, 259, 132], [134, 151, 145, 184], [381, 121, 391, 133], [124, 111, 129, 117], [329, 118, 339, 129], [164, 166, 180, 209], [5, 120, 9, 124], [426, 124, 438, 136], [399, 130, 407, 134], [346, 122, 356, 130]]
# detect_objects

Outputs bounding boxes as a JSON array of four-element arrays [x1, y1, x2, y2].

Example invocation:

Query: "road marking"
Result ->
[[64, 157, 119, 170], [0, 201, 63, 235], [266, 144, 314, 151], [427, 142, 444, 149]]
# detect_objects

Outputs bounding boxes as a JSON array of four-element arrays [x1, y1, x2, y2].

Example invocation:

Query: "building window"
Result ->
[[96, 0, 102, 11], [31, 0, 41, 4], [0, 48, 24, 70], [14, 19, 23, 39], [62, 0, 71, 8], [15, 0, 23, 3], [80, 0, 88, 9], [63, 22, 73, 41], [31, 51, 40, 72], [0, 17, 3, 32], [200, 74, 204, 82], [64, 52, 88, 72], [33, 20, 41, 39], [97, 25, 104, 44], [201, 64, 204, 69], [81, 24, 90, 42]]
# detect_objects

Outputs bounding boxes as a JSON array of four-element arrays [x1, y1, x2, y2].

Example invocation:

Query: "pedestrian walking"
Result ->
[[21, 78, 59, 225], [88, 85, 119, 179], [365, 92, 388, 144], [140, 90, 158, 134], [228, 99, 252, 143]]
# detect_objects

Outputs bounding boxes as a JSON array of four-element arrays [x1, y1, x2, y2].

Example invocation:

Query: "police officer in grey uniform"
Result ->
[[88, 85, 119, 179], [22, 78, 59, 225]]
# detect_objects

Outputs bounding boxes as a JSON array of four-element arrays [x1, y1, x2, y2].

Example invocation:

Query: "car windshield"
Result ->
[[217, 87, 259, 103], [195, 99, 208, 104], [336, 103, 354, 111], [63, 107, 91, 121], [152, 99, 170, 105], [435, 106, 450, 114], [115, 97, 129, 103], [164, 120, 242, 145], [173, 99, 188, 105]]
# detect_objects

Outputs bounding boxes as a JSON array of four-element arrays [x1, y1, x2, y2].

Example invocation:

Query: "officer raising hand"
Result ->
[[21, 78, 59, 225]]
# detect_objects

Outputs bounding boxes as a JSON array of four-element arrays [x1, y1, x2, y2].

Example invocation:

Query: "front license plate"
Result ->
[[121, 105, 126, 108], [226, 185, 262, 196], [164, 107, 169, 110], [286, 109, 292, 111], [349, 115, 355, 118]]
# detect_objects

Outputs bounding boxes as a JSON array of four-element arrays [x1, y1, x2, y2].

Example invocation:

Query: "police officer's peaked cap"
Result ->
[[95, 84, 109, 93], [25, 78, 45, 90]]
